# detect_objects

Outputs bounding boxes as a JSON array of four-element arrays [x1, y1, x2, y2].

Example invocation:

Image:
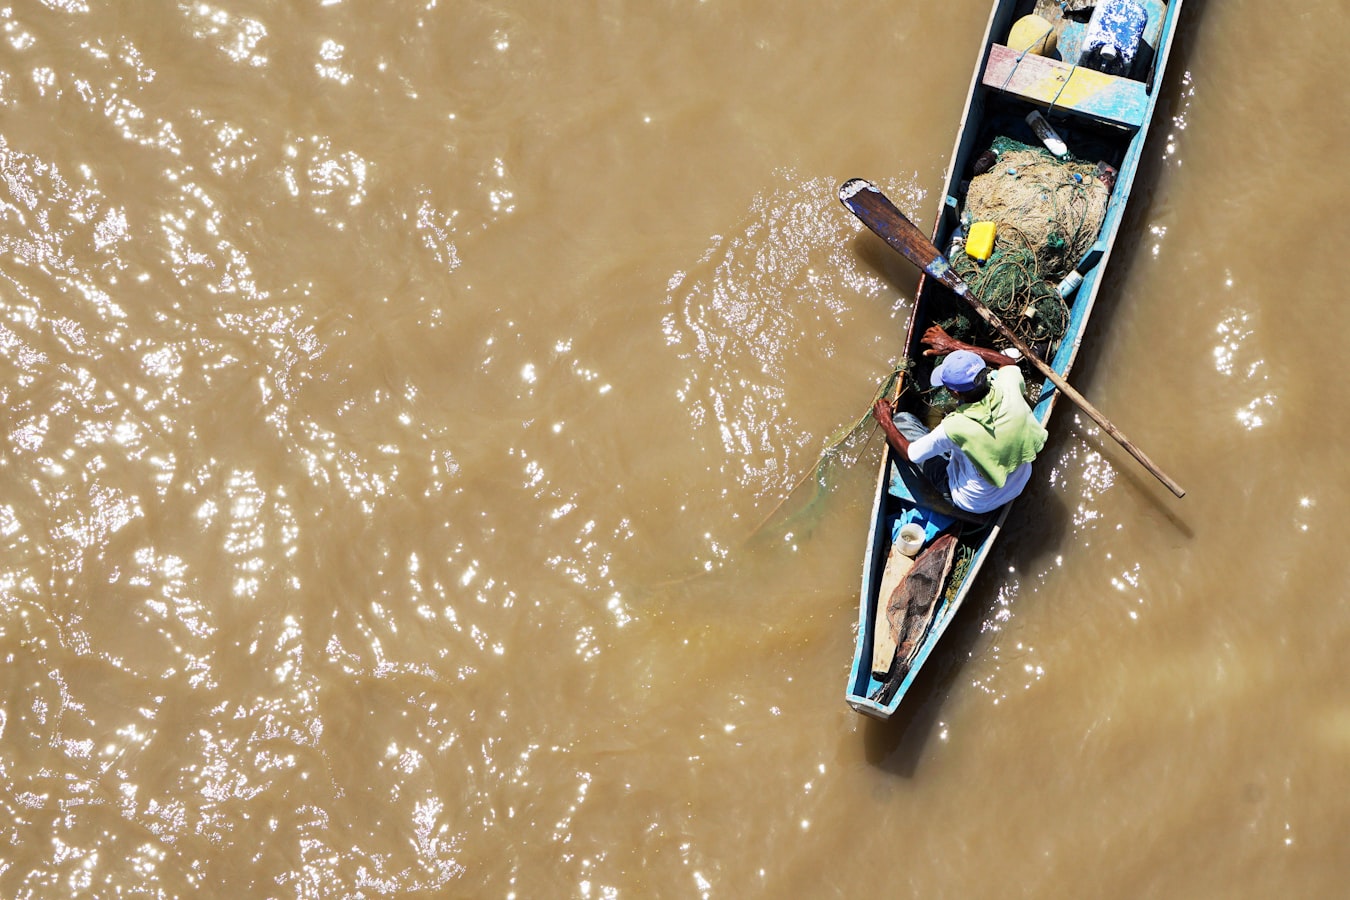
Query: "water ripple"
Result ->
[[662, 171, 925, 502]]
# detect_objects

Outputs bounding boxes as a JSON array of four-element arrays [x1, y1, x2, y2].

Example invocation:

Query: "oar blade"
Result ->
[[838, 178, 964, 295]]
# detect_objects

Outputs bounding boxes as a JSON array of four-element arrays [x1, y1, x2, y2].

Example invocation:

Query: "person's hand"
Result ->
[[872, 398, 894, 425], [921, 324, 962, 357]]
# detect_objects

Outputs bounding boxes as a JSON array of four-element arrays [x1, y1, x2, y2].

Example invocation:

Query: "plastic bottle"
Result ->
[[1055, 247, 1105, 299], [1025, 110, 1068, 158], [1055, 270, 1086, 299], [972, 148, 999, 176]]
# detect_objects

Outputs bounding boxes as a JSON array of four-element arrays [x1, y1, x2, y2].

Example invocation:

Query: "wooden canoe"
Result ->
[[843, 0, 1185, 719]]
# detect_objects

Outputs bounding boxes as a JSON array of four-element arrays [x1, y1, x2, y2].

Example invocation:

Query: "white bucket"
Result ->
[[897, 523, 926, 557]]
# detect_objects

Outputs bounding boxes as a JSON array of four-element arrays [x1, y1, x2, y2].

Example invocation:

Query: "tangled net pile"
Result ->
[[967, 138, 1108, 276], [947, 138, 1109, 348]]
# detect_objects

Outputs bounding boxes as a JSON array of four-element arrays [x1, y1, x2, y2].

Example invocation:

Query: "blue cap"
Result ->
[[930, 349, 987, 393]]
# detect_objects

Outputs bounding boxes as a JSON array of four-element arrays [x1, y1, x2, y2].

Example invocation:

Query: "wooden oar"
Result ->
[[839, 178, 1186, 499]]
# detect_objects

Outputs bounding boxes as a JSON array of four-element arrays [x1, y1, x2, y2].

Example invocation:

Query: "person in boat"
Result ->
[[872, 325, 1048, 516]]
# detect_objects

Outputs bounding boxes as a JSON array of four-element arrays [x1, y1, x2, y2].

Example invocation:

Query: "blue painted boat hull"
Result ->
[[846, 0, 1185, 719]]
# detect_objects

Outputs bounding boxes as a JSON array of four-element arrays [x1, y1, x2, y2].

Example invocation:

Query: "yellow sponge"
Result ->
[[965, 221, 997, 261]]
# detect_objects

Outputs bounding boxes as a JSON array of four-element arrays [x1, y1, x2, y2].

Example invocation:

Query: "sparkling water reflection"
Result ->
[[2, 0, 1350, 896]]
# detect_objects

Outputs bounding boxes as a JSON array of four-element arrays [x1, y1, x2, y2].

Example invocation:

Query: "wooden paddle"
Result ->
[[839, 178, 1186, 499]]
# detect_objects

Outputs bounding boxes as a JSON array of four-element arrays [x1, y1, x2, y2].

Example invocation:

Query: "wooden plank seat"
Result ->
[[982, 43, 1149, 130]]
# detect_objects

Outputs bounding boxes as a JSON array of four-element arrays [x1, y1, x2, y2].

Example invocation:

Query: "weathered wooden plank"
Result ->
[[982, 43, 1148, 129], [870, 543, 915, 675]]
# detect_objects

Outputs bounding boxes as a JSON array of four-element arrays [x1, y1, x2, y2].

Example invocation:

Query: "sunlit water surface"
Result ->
[[2, 0, 1349, 896]]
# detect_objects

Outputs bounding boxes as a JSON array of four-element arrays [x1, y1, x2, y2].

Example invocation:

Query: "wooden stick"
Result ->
[[839, 178, 1185, 499]]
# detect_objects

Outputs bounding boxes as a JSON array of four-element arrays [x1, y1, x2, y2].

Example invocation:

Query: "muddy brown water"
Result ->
[[2, 0, 1348, 896]]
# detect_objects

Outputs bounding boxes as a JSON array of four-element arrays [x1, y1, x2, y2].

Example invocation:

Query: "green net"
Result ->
[[747, 360, 910, 540], [951, 246, 1068, 345]]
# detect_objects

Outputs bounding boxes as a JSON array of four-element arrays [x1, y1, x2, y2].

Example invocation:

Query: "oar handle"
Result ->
[[840, 179, 1186, 499]]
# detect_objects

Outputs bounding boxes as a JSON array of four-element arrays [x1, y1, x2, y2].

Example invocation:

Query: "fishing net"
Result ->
[[951, 245, 1068, 345], [939, 138, 1110, 351], [964, 139, 1108, 279], [746, 360, 908, 540]]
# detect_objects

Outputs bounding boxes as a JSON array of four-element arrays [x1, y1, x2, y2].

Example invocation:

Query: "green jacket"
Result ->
[[943, 367, 1048, 487]]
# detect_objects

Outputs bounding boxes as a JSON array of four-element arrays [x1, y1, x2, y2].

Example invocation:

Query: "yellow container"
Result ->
[[965, 221, 997, 261], [1008, 14, 1057, 57]]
